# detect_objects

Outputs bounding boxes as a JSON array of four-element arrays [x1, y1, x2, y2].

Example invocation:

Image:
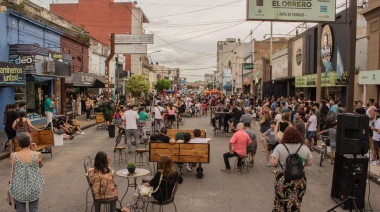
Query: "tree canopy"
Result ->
[[154, 79, 172, 93], [125, 74, 150, 98]]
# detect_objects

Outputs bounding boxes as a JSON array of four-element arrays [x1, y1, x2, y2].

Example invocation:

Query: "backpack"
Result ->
[[279, 144, 305, 181]]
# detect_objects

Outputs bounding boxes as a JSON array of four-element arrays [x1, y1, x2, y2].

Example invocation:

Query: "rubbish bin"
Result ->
[[108, 124, 116, 138]]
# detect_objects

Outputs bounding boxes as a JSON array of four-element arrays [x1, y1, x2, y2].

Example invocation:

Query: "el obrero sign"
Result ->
[[247, 0, 336, 22]]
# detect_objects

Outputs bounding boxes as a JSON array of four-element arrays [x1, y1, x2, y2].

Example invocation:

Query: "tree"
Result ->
[[154, 79, 172, 93], [125, 75, 150, 100]]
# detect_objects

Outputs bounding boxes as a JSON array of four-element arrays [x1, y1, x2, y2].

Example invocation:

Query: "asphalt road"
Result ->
[[0, 115, 379, 212]]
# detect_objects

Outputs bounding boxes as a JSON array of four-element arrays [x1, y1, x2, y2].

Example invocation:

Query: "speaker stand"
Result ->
[[327, 154, 361, 212]]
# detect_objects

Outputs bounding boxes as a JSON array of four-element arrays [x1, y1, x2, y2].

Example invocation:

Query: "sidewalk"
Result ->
[[313, 139, 380, 185], [0, 113, 96, 161]]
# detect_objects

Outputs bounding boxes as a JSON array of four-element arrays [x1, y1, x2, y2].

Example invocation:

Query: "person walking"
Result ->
[[9, 133, 44, 212], [85, 97, 92, 121], [44, 94, 55, 125], [259, 109, 272, 152], [12, 111, 40, 136], [122, 104, 140, 153], [271, 127, 313, 211], [4, 104, 19, 151]]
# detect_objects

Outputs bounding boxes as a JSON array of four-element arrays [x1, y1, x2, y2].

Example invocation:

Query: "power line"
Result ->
[[149, 0, 243, 19], [139, 3, 244, 7]]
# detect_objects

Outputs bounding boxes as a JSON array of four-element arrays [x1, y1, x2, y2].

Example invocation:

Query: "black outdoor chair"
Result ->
[[145, 177, 180, 212], [84, 156, 94, 212]]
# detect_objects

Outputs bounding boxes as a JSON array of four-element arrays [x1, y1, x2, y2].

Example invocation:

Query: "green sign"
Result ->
[[295, 72, 347, 88], [243, 63, 254, 69], [247, 0, 336, 22]]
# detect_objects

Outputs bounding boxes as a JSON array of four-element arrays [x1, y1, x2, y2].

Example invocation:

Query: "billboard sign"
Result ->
[[114, 44, 147, 54], [247, 0, 336, 22], [115, 34, 154, 44]]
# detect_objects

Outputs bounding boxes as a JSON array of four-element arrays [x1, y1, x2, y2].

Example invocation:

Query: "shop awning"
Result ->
[[223, 84, 232, 90], [73, 72, 105, 88], [26, 74, 56, 82]]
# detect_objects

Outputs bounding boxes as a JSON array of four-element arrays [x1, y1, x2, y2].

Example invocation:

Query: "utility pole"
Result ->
[[241, 61, 244, 94], [105, 33, 115, 100], [316, 24, 322, 103], [346, 0, 357, 112], [269, 21, 273, 96]]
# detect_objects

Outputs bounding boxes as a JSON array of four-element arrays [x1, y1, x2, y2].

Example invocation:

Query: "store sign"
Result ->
[[115, 34, 154, 44], [9, 55, 35, 73], [246, 0, 336, 22], [359, 70, 380, 85], [243, 63, 254, 69], [0, 62, 25, 85], [114, 44, 147, 54], [80, 75, 94, 85], [49, 53, 63, 60], [296, 48, 302, 66], [295, 72, 347, 88], [321, 25, 333, 65]]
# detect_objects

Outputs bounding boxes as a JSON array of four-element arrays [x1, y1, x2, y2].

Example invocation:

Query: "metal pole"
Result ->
[[116, 55, 119, 104], [270, 21, 273, 96], [346, 0, 357, 112], [316, 24, 322, 103], [242, 61, 244, 94]]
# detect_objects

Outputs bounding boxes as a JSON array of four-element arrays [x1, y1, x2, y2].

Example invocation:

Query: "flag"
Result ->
[[321, 51, 333, 77], [255, 76, 259, 85], [336, 46, 344, 79]]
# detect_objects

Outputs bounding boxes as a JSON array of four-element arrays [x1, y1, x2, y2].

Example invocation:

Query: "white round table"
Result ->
[[116, 168, 150, 205]]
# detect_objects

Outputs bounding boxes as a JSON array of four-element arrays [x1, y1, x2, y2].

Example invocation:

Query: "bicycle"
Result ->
[[319, 136, 329, 167]]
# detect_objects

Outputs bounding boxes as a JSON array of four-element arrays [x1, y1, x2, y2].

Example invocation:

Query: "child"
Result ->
[[201, 101, 207, 116], [262, 120, 277, 167], [317, 121, 337, 165]]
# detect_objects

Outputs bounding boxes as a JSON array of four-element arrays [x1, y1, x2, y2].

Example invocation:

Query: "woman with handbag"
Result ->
[[274, 112, 292, 143], [270, 127, 313, 211], [9, 133, 44, 212], [88, 151, 118, 212], [121, 154, 183, 212]]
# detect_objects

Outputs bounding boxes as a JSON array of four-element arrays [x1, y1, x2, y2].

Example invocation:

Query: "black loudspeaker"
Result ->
[[331, 154, 368, 210], [336, 113, 369, 155]]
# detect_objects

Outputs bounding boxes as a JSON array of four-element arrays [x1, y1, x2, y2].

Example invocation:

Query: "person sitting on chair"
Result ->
[[186, 129, 212, 172], [121, 154, 183, 212], [88, 151, 118, 212], [150, 127, 175, 143]]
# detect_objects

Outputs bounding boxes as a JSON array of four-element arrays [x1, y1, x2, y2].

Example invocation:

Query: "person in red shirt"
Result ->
[[221, 123, 252, 172]]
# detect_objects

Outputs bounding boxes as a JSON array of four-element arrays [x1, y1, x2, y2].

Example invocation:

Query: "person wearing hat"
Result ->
[[317, 121, 337, 165], [370, 108, 380, 165]]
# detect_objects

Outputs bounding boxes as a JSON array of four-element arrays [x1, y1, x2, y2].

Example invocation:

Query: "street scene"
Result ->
[[1, 0, 380, 211], [1, 115, 380, 212]]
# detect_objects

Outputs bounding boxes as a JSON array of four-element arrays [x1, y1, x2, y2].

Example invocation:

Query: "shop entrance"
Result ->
[[35, 82, 50, 115]]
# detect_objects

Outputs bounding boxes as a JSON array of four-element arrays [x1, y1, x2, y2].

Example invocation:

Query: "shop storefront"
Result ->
[[359, 70, 380, 103], [295, 72, 347, 101], [65, 72, 105, 113], [8, 44, 72, 117]]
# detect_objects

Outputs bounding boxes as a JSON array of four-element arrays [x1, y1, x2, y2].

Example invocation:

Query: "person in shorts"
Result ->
[[305, 108, 317, 151], [317, 121, 337, 165], [262, 120, 277, 167]]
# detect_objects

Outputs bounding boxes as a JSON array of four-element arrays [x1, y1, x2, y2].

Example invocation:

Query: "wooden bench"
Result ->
[[149, 142, 210, 179], [13, 130, 54, 158], [95, 113, 106, 129], [166, 129, 206, 139]]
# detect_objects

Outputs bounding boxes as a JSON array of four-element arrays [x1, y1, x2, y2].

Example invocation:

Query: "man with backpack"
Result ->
[[270, 126, 313, 211]]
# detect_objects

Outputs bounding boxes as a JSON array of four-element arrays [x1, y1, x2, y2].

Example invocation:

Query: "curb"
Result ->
[[0, 123, 96, 162], [312, 146, 380, 185]]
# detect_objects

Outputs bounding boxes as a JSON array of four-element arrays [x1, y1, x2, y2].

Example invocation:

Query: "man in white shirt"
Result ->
[[305, 108, 317, 151], [154, 102, 164, 130], [122, 104, 140, 153], [187, 129, 212, 171]]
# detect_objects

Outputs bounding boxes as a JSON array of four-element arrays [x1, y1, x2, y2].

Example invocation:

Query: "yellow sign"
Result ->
[[295, 72, 347, 88]]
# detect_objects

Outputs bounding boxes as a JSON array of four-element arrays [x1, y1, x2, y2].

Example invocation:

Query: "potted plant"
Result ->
[[127, 162, 136, 175], [98, 100, 116, 137]]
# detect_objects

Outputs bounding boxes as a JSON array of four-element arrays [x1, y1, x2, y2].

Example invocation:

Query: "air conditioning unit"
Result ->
[[43, 61, 55, 73]]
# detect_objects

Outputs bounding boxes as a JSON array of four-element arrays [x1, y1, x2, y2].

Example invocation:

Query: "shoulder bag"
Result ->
[[140, 172, 163, 197], [7, 153, 15, 207]]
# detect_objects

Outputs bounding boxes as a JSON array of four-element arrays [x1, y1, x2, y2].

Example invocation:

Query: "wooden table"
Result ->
[[116, 168, 150, 205]]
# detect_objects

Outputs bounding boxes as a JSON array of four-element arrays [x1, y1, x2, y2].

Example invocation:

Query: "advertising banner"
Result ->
[[359, 70, 380, 85], [0, 62, 25, 86], [295, 72, 347, 88], [247, 0, 336, 22]]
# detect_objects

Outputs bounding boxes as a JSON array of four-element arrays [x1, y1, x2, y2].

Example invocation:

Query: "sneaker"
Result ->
[[187, 164, 192, 172], [80, 132, 86, 135], [76, 131, 81, 134], [220, 168, 231, 173], [371, 160, 380, 166], [69, 135, 75, 140], [266, 163, 271, 167]]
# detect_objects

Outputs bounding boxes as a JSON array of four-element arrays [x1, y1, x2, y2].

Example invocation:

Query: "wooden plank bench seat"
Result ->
[[149, 142, 210, 179], [13, 130, 54, 158], [166, 129, 206, 139]]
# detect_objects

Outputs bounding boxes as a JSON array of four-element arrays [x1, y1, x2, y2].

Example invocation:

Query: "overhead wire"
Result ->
[[148, 0, 243, 19]]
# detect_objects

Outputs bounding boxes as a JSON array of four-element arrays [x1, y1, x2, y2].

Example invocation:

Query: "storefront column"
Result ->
[[61, 77, 67, 115]]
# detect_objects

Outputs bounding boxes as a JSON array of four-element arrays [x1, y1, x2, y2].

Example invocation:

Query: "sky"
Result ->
[[35, 0, 348, 82]]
